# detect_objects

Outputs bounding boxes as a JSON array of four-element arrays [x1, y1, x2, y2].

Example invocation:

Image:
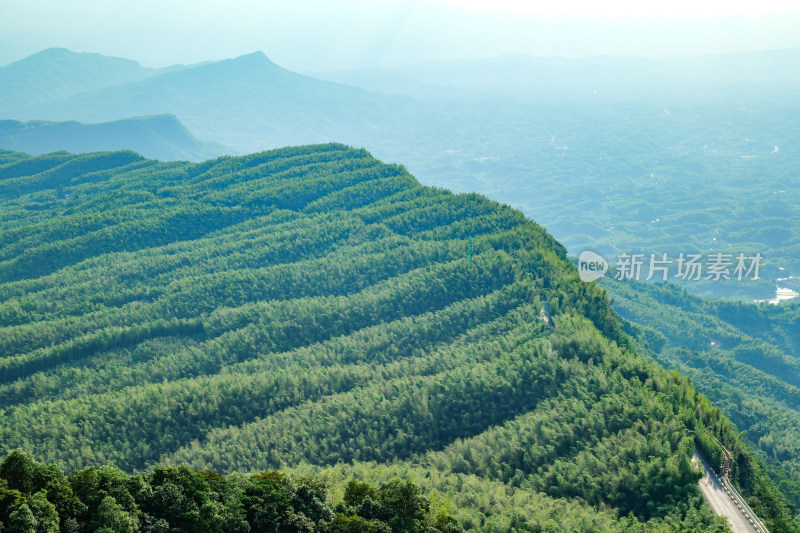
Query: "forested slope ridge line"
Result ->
[[0, 145, 796, 531], [603, 275, 800, 514]]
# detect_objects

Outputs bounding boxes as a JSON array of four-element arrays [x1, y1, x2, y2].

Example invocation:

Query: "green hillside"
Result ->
[[0, 115, 229, 162], [0, 145, 796, 531], [603, 275, 800, 511]]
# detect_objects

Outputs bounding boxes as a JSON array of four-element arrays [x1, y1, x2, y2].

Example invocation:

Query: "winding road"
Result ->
[[693, 452, 764, 533]]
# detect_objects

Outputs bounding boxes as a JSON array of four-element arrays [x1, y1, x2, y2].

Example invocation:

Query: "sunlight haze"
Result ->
[[1, 0, 800, 70]]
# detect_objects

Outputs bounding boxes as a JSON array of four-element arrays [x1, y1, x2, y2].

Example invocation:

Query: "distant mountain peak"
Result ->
[[5, 47, 78, 67], [13, 47, 143, 67], [32, 47, 73, 56], [0, 48, 158, 114], [242, 50, 270, 60], [229, 50, 280, 68], [165, 50, 289, 84]]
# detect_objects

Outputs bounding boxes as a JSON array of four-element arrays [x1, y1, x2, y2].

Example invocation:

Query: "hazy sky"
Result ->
[[2, 0, 800, 70]]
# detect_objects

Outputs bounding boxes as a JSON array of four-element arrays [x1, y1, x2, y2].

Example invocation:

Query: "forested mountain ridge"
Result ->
[[604, 275, 800, 511], [0, 145, 796, 531]]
